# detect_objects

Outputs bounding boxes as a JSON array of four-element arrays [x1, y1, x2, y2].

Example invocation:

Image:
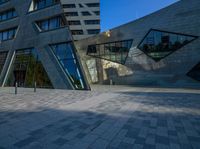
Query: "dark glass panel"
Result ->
[[0, 51, 8, 75], [32, 0, 60, 11], [50, 42, 86, 90], [86, 3, 100, 7], [0, 0, 9, 5], [187, 63, 200, 82], [5, 48, 53, 88], [0, 9, 17, 22], [87, 29, 100, 35], [36, 16, 65, 32], [64, 12, 78, 17], [0, 27, 17, 41], [62, 59, 83, 88], [62, 4, 76, 8], [87, 39, 133, 65], [138, 29, 198, 61]]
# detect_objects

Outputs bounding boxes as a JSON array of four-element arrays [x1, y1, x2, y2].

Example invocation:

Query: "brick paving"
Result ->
[[0, 87, 200, 149]]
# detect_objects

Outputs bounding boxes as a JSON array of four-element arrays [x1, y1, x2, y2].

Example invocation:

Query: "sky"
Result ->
[[100, 0, 179, 32]]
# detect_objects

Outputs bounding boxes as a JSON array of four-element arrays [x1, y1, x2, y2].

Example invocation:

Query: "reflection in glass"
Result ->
[[31, 0, 60, 11], [0, 9, 17, 22], [87, 39, 133, 64], [187, 63, 200, 82], [0, 0, 9, 5], [138, 29, 198, 61], [50, 43, 86, 90], [36, 16, 65, 32], [0, 27, 17, 41], [6, 48, 53, 88]]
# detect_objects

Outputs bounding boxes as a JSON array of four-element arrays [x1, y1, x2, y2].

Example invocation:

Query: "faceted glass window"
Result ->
[[138, 29, 198, 61], [0, 9, 17, 22], [6, 48, 53, 88], [187, 62, 200, 82], [29, 0, 60, 12], [87, 39, 133, 65], [36, 16, 66, 32], [0, 0, 9, 5], [50, 43, 86, 90], [0, 27, 17, 41], [0, 51, 8, 75]]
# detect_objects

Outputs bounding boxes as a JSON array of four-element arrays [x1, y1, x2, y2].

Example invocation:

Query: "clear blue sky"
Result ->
[[101, 0, 178, 32]]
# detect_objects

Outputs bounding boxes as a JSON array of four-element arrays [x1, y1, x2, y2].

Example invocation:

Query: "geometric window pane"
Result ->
[[36, 16, 66, 32], [0, 51, 8, 75], [5, 48, 53, 88], [0, 0, 9, 5], [187, 62, 200, 82], [138, 29, 198, 62], [0, 27, 17, 42], [29, 0, 60, 12], [50, 42, 86, 90], [0, 8, 17, 22], [87, 39, 133, 65]]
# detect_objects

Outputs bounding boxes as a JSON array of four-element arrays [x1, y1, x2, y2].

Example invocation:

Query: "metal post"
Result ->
[[15, 82, 17, 95], [110, 79, 113, 85], [34, 82, 36, 92]]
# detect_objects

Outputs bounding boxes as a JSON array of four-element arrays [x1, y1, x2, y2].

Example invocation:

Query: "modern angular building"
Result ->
[[61, 0, 100, 41], [0, 0, 90, 90], [75, 0, 200, 88], [1, 0, 200, 90]]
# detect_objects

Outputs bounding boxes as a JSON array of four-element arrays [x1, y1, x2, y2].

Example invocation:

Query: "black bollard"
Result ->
[[15, 82, 17, 94], [34, 82, 37, 92]]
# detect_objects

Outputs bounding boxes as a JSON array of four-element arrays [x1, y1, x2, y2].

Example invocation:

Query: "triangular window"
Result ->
[[6, 48, 53, 88], [138, 29, 198, 61]]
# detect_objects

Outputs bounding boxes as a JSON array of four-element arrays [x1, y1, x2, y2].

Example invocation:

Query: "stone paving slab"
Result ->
[[0, 87, 200, 149]]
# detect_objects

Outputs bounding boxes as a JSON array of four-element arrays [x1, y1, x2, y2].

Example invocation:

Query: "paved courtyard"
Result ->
[[0, 86, 200, 149]]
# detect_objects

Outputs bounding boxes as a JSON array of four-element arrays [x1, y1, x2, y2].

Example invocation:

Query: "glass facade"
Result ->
[[36, 16, 65, 32], [31, 0, 60, 11], [0, 27, 17, 41], [87, 39, 133, 64], [138, 29, 198, 61], [187, 63, 200, 82], [0, 9, 17, 22], [6, 48, 53, 88], [0, 0, 8, 5], [0, 51, 8, 75], [50, 42, 86, 90]]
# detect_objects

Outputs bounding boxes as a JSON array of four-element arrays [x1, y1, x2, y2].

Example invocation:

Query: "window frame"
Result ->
[[0, 8, 17, 23], [87, 39, 133, 65], [34, 15, 68, 33], [137, 29, 199, 62]]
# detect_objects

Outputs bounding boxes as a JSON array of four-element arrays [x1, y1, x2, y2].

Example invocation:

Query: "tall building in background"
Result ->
[[61, 0, 100, 40]]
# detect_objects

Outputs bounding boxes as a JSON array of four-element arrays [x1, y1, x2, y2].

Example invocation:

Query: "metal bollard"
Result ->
[[110, 79, 113, 85], [15, 82, 18, 95], [34, 82, 37, 92]]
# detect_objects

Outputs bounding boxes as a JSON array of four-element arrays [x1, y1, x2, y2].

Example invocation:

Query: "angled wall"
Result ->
[[0, 0, 90, 90], [75, 0, 200, 88]]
